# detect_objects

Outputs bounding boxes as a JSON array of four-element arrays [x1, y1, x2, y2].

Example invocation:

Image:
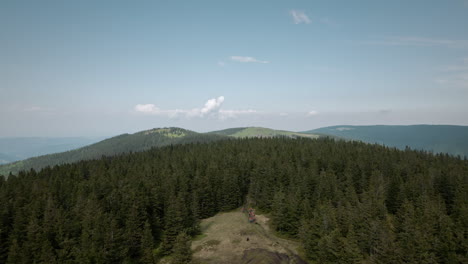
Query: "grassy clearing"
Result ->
[[191, 209, 308, 264], [143, 128, 187, 138], [230, 127, 319, 139]]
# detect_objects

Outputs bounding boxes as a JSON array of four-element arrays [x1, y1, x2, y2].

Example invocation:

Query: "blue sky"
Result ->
[[1, 0, 468, 136]]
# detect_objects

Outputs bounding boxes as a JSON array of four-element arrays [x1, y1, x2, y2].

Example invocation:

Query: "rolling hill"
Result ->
[[5, 124, 466, 176], [209, 127, 321, 139], [1, 137, 466, 263], [0, 126, 325, 176], [0, 127, 227, 176], [304, 125, 468, 157]]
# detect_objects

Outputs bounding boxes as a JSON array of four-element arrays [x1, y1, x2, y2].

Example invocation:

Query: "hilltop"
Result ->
[[209, 127, 320, 139]]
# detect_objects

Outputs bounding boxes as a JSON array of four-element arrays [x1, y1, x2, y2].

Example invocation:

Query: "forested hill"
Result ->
[[209, 127, 321, 138], [0, 138, 466, 263], [304, 125, 468, 158], [0, 127, 227, 175], [0, 126, 323, 176]]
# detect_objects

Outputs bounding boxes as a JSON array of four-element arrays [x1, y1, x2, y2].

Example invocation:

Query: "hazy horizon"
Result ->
[[2, 0, 468, 137]]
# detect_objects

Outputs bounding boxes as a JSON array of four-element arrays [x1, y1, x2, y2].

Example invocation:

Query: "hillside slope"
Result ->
[[210, 127, 320, 139], [304, 125, 468, 157], [0, 126, 322, 176], [0, 127, 227, 175]]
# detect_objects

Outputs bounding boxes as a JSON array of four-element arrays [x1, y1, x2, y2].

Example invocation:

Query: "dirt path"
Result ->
[[192, 209, 308, 264]]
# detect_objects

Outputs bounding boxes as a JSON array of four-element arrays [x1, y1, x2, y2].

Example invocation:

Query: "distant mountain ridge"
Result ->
[[304, 125, 468, 157], [0, 128, 227, 175], [209, 127, 320, 139], [0, 137, 102, 164], [0, 126, 324, 176], [2, 124, 466, 176]]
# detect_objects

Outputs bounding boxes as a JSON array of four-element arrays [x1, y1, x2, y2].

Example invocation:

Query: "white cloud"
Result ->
[[279, 112, 288, 117], [134, 104, 159, 114], [218, 61, 226, 67], [135, 96, 257, 119], [133, 104, 185, 118], [307, 110, 319, 116], [219, 109, 257, 120], [201, 96, 224, 115], [230, 56, 269, 64], [289, 10, 311, 24]]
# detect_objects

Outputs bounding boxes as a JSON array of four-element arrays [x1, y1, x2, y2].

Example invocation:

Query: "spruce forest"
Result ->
[[0, 137, 466, 263]]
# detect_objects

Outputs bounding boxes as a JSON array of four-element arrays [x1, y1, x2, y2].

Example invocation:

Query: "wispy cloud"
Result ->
[[440, 58, 468, 72], [289, 10, 311, 24], [230, 56, 269, 64], [22, 106, 56, 113], [23, 106, 44, 112], [362, 36, 468, 48], [436, 58, 468, 89], [218, 61, 226, 67], [134, 96, 257, 119], [318, 17, 337, 27], [306, 110, 319, 116], [218, 109, 257, 120]]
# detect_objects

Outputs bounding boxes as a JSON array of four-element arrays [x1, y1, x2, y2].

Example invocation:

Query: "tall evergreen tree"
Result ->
[[172, 232, 192, 264], [140, 220, 156, 264]]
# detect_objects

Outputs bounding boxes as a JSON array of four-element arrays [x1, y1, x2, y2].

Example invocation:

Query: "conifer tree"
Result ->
[[6, 238, 22, 264], [140, 220, 155, 264], [172, 232, 192, 264]]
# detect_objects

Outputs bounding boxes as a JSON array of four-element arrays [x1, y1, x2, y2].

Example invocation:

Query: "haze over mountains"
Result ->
[[1, 125, 467, 176], [0, 128, 226, 175], [0, 137, 102, 164], [306, 125, 468, 158], [0, 127, 322, 175]]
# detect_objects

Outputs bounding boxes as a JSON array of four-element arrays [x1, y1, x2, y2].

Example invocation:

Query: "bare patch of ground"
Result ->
[[192, 209, 308, 264]]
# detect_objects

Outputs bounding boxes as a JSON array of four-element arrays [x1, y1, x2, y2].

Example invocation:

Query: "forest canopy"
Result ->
[[0, 137, 466, 263]]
